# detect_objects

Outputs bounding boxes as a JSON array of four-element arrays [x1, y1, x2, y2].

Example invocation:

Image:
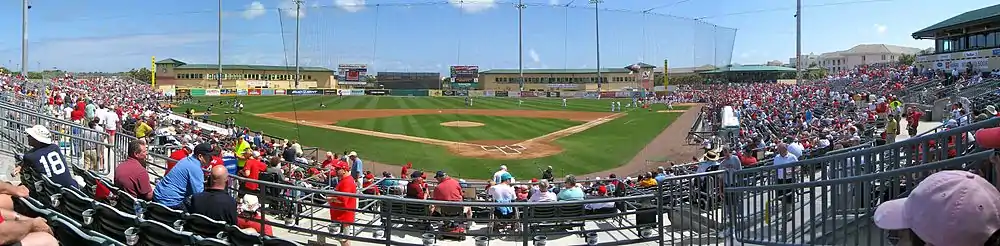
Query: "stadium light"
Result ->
[[517, 0, 525, 92], [21, 0, 29, 78], [590, 0, 603, 92]]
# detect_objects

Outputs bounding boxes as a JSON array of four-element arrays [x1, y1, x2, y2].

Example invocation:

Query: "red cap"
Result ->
[[364, 173, 375, 179], [976, 127, 1000, 149], [332, 160, 349, 170], [531, 178, 538, 182], [598, 186, 608, 195]]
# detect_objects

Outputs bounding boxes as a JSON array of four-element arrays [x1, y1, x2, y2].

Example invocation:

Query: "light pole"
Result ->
[[294, 0, 303, 89], [517, 0, 525, 92], [22, 0, 29, 78], [217, 0, 223, 88], [590, 0, 602, 92], [795, 0, 802, 84]]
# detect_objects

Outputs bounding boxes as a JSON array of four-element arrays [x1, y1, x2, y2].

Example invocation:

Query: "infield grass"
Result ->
[[177, 96, 686, 179], [335, 114, 580, 142]]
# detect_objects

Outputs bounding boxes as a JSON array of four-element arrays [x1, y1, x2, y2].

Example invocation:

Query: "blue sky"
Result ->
[[0, 0, 995, 74]]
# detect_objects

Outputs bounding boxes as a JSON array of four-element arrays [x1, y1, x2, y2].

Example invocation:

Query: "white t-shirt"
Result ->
[[787, 142, 805, 158], [487, 183, 516, 202], [773, 154, 799, 179], [492, 170, 512, 183], [102, 110, 120, 131]]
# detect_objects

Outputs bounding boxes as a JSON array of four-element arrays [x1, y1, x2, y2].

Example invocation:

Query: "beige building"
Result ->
[[817, 44, 922, 72], [788, 54, 818, 68], [480, 63, 657, 91], [154, 58, 337, 89]]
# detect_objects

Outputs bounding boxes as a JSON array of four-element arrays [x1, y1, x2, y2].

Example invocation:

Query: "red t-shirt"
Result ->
[[237, 214, 273, 236], [243, 159, 267, 191], [329, 175, 357, 224], [431, 178, 463, 202], [167, 148, 191, 174], [113, 158, 154, 201], [208, 156, 224, 170], [740, 155, 758, 167]]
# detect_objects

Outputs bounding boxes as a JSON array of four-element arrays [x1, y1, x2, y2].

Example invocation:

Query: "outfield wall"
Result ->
[[176, 88, 659, 98]]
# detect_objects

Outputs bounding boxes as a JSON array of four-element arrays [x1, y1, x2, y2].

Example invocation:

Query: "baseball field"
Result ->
[[176, 96, 696, 179]]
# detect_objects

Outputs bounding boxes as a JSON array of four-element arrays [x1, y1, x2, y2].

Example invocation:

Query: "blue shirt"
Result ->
[[23, 144, 77, 188], [154, 156, 205, 207], [557, 187, 585, 201], [350, 158, 363, 175]]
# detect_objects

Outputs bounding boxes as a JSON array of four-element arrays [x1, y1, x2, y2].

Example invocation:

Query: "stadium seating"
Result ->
[[58, 187, 95, 224], [184, 213, 227, 238], [224, 225, 264, 246], [143, 202, 186, 229], [112, 188, 142, 215], [93, 202, 138, 243], [138, 220, 197, 246]]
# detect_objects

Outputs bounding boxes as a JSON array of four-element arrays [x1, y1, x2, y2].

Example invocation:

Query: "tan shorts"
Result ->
[[84, 149, 99, 170]]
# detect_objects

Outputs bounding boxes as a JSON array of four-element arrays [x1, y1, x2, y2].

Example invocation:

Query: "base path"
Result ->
[[580, 104, 704, 178]]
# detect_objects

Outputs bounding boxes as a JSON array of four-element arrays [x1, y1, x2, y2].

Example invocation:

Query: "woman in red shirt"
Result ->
[[327, 162, 357, 246]]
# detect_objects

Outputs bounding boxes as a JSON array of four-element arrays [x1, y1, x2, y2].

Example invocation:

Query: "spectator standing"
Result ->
[[134, 118, 153, 139], [21, 125, 77, 188], [187, 165, 238, 224], [772, 144, 798, 214], [492, 165, 514, 184], [347, 151, 363, 181], [326, 161, 357, 246], [154, 143, 210, 210], [113, 140, 153, 201], [84, 119, 103, 172], [234, 137, 252, 171], [240, 151, 267, 197]]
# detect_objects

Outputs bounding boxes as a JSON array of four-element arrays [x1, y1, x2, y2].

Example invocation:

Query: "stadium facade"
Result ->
[[154, 58, 337, 89], [913, 3, 1000, 72], [479, 63, 657, 92]]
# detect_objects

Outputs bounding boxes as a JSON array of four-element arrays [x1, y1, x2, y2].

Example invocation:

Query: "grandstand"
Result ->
[[912, 3, 1000, 72]]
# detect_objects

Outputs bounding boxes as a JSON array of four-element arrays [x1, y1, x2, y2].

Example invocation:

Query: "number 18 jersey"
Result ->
[[22, 144, 78, 188]]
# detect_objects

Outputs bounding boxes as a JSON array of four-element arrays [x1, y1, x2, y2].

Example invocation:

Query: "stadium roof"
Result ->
[[912, 4, 1000, 39], [480, 68, 632, 74], [155, 58, 334, 72], [699, 65, 797, 74]]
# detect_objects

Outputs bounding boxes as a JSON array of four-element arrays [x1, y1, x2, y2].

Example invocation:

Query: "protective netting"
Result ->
[[278, 2, 736, 73]]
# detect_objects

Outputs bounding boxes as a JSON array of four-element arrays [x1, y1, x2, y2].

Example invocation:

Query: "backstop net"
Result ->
[[276, 1, 737, 73]]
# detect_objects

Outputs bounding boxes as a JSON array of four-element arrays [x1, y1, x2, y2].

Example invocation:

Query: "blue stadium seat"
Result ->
[[59, 187, 95, 225], [34, 175, 64, 208], [184, 213, 227, 238], [144, 202, 186, 229], [49, 217, 124, 246], [224, 225, 262, 246], [93, 202, 138, 243], [139, 220, 197, 246], [112, 188, 143, 215]]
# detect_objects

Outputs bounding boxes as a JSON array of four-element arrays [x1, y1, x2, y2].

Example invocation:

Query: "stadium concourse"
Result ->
[[1, 62, 1000, 246]]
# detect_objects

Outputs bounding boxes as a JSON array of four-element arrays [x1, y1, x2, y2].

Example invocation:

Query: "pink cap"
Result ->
[[873, 170, 1000, 245]]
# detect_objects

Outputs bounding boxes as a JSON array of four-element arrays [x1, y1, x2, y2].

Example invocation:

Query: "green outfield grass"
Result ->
[[335, 114, 580, 142], [177, 96, 687, 179]]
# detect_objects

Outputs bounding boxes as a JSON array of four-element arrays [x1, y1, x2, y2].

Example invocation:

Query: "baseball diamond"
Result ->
[[176, 96, 701, 179]]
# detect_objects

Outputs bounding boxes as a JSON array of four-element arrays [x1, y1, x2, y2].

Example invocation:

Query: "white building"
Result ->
[[818, 44, 922, 73], [788, 54, 818, 68]]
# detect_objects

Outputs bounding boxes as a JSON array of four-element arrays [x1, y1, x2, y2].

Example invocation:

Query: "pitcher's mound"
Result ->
[[440, 121, 485, 127], [656, 110, 688, 113]]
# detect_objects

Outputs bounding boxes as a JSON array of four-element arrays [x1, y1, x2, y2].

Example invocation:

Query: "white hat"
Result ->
[[240, 195, 260, 212], [500, 165, 507, 170], [25, 125, 53, 145], [348, 151, 358, 157], [986, 105, 997, 115]]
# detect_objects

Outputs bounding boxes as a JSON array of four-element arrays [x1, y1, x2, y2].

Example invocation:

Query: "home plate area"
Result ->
[[480, 144, 527, 155]]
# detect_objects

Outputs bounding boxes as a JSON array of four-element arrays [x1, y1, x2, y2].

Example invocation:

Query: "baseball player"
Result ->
[[610, 101, 616, 112], [616, 101, 621, 111], [562, 98, 567, 108], [518, 99, 523, 107]]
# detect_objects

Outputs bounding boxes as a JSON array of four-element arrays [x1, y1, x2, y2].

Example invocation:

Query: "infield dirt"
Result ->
[[256, 109, 622, 160]]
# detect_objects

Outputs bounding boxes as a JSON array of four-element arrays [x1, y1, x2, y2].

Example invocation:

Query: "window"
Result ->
[[988, 32, 998, 48], [882, 55, 886, 60]]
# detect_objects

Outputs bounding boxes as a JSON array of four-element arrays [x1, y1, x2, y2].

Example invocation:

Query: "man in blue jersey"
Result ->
[[20, 125, 77, 188], [153, 142, 209, 211]]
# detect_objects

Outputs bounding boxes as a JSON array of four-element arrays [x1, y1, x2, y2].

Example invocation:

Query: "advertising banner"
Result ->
[[546, 91, 561, 98], [450, 65, 480, 88], [456, 90, 469, 97], [220, 89, 236, 96], [494, 91, 508, 97], [323, 89, 338, 95], [390, 89, 428, 96], [289, 89, 322, 95], [547, 84, 579, 89], [443, 90, 457, 96], [349, 89, 365, 96], [483, 90, 495, 97], [559, 91, 577, 98], [600, 91, 617, 98], [236, 89, 248, 96], [508, 91, 520, 98], [338, 64, 368, 85], [520, 91, 537, 98], [261, 89, 275, 96], [188, 89, 204, 96], [274, 89, 286, 95], [468, 90, 484, 97], [428, 90, 443, 97], [205, 89, 221, 96], [615, 91, 630, 98], [582, 91, 600, 99], [178, 89, 193, 97], [365, 89, 389, 96], [246, 81, 270, 88], [951, 58, 990, 71], [248, 89, 262, 95]]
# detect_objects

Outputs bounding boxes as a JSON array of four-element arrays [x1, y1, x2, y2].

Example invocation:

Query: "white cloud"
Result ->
[[335, 0, 367, 12], [277, 0, 305, 18], [549, 0, 559, 5], [242, 2, 267, 20], [874, 24, 887, 34], [528, 48, 540, 63], [448, 0, 496, 13], [6, 33, 219, 71]]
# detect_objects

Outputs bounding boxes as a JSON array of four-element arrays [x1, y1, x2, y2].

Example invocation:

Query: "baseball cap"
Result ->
[[364, 173, 375, 179], [500, 173, 513, 182], [499, 165, 507, 171], [332, 160, 349, 170], [410, 171, 423, 179], [433, 171, 447, 178], [873, 170, 1000, 246], [348, 151, 358, 157], [975, 127, 1000, 149], [193, 142, 215, 156], [597, 185, 608, 195]]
